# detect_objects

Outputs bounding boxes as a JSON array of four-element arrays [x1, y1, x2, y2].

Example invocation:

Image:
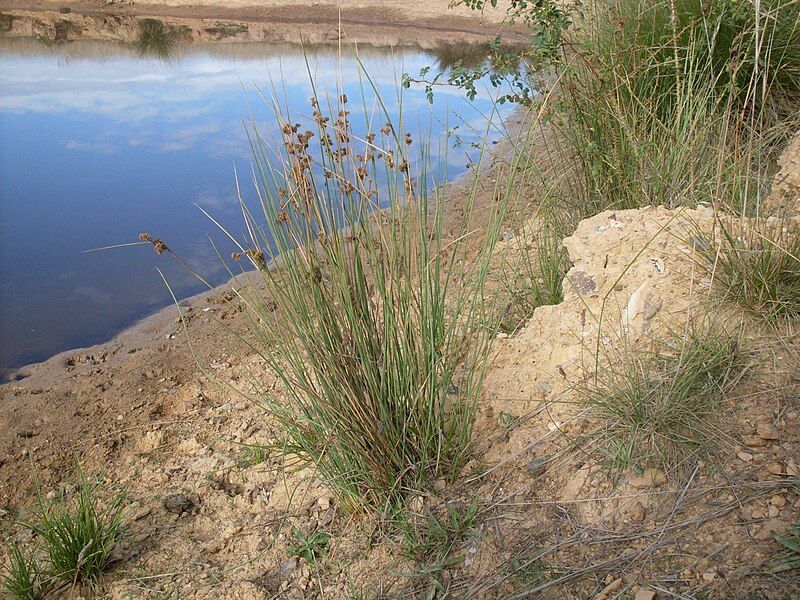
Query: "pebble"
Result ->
[[767, 462, 784, 475], [756, 422, 780, 440], [630, 469, 667, 489], [634, 589, 656, 600], [737, 451, 754, 462], [742, 435, 765, 447], [771, 495, 786, 508]]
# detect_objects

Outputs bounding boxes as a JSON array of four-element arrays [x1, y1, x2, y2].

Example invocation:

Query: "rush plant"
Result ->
[[218, 80, 512, 511]]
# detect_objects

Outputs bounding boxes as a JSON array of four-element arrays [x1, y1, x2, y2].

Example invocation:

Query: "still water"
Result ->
[[0, 38, 505, 378]]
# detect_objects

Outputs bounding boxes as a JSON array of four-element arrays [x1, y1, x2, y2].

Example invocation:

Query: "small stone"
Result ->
[[742, 435, 766, 448], [629, 501, 646, 523], [756, 422, 780, 441], [771, 495, 786, 508], [768, 505, 780, 518], [130, 506, 152, 521], [634, 589, 656, 600], [702, 570, 716, 582], [754, 519, 789, 541], [630, 469, 667, 489], [317, 496, 331, 511], [596, 578, 623, 598], [767, 462, 784, 475], [737, 451, 754, 462]]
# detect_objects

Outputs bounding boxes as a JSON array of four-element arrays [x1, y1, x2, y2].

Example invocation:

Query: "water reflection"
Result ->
[[0, 38, 506, 377]]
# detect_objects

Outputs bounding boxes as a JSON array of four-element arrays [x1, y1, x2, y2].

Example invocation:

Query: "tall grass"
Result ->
[[557, 0, 800, 217], [699, 217, 800, 320], [217, 80, 511, 511]]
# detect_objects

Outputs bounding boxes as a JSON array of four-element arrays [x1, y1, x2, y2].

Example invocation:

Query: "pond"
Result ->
[[0, 37, 508, 379]]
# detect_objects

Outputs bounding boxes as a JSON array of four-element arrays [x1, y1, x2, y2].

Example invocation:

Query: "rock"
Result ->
[[630, 469, 667, 489], [737, 451, 754, 462], [162, 493, 195, 515], [634, 588, 656, 600], [771, 495, 786, 508], [756, 422, 780, 441], [754, 519, 789, 541], [595, 577, 623, 599], [742, 435, 766, 448]]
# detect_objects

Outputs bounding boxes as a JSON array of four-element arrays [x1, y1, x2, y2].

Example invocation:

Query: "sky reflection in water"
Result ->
[[0, 39, 506, 375]]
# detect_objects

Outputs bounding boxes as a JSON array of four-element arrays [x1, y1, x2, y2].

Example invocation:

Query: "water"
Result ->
[[0, 38, 506, 378]]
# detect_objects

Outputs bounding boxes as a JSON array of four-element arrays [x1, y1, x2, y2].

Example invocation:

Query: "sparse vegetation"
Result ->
[[397, 498, 479, 596], [699, 219, 800, 320], [582, 329, 749, 468]]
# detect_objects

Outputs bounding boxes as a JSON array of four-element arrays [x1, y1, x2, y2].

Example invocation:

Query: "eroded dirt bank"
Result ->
[[0, 0, 526, 49]]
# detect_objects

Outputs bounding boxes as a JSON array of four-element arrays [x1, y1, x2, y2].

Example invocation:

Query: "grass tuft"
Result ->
[[222, 77, 509, 511], [1, 543, 46, 600], [135, 19, 175, 59], [582, 328, 749, 468], [23, 473, 126, 585], [700, 218, 800, 320]]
